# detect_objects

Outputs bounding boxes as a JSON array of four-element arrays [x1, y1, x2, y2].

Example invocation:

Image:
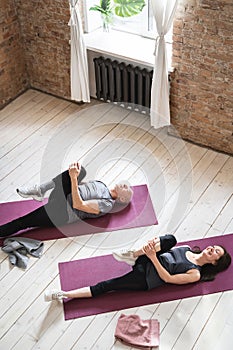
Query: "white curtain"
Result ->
[[150, 0, 178, 128], [69, 0, 90, 102]]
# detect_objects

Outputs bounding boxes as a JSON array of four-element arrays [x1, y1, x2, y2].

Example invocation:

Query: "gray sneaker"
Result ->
[[112, 249, 137, 266], [16, 184, 44, 201], [44, 289, 66, 302]]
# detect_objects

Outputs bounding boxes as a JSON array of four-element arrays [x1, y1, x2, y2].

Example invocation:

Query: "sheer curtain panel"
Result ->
[[150, 0, 178, 128], [69, 0, 90, 102]]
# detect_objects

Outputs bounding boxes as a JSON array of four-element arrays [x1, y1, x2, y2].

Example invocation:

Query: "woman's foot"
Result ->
[[44, 289, 67, 302], [112, 249, 137, 266]]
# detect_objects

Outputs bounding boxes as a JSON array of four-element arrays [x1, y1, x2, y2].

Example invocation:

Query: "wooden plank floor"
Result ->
[[0, 89, 232, 350]]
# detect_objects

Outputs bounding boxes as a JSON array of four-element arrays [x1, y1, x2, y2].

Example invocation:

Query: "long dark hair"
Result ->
[[192, 245, 231, 282]]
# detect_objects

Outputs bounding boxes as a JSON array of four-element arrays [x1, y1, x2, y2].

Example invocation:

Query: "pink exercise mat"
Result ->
[[0, 184, 157, 244], [59, 233, 233, 320]]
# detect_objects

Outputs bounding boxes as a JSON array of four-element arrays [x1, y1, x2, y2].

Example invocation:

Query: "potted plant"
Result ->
[[90, 0, 145, 32], [90, 0, 113, 32]]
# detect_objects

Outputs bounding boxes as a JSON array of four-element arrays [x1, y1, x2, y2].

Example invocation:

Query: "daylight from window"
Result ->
[[85, 0, 172, 42]]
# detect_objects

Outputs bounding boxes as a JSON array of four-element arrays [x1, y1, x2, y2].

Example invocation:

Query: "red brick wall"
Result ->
[[0, 0, 29, 108], [14, 0, 71, 100], [1, 0, 232, 154], [171, 0, 233, 154]]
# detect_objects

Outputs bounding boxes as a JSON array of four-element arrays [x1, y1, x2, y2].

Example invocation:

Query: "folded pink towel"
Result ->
[[114, 314, 159, 349]]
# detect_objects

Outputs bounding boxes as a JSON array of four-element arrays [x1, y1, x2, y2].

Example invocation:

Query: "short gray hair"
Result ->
[[116, 182, 133, 204]]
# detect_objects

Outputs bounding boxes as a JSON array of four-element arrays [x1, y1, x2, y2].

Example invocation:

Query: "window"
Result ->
[[112, 1, 151, 37], [83, 1, 172, 43], [83, 0, 173, 70]]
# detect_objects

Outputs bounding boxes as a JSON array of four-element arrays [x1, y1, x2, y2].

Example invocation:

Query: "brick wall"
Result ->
[[1, 0, 232, 154], [0, 0, 29, 108], [14, 0, 71, 100], [171, 0, 233, 154]]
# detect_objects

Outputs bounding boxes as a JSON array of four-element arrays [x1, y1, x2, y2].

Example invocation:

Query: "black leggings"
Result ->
[[0, 167, 86, 237], [90, 256, 149, 296]]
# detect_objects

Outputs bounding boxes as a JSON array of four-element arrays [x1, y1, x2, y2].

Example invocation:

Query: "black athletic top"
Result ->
[[145, 246, 202, 290]]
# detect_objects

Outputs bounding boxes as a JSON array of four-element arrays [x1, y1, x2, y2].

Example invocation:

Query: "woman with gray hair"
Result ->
[[0, 162, 133, 237]]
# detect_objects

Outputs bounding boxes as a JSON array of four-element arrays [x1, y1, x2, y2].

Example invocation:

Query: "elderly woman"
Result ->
[[44, 234, 231, 301], [0, 162, 133, 237]]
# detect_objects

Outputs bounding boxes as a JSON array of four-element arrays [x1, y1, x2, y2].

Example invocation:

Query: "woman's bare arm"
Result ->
[[143, 243, 201, 285]]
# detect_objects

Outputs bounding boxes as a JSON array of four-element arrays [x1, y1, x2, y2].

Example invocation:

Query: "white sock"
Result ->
[[39, 180, 55, 195]]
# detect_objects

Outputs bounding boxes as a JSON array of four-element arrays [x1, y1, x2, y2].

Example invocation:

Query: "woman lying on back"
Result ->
[[44, 234, 231, 301]]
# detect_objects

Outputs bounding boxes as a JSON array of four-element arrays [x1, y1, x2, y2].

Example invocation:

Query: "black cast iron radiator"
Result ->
[[93, 56, 153, 114]]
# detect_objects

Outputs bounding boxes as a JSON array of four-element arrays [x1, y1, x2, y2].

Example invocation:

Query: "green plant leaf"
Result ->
[[113, 0, 145, 17], [89, 6, 106, 14], [90, 0, 113, 16], [100, 0, 112, 11]]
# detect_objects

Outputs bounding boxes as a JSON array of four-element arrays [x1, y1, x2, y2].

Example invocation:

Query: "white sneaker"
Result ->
[[112, 249, 137, 266], [16, 184, 44, 201], [44, 289, 66, 302]]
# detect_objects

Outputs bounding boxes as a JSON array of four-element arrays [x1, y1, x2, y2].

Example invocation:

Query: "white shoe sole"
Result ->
[[17, 190, 44, 202], [44, 290, 65, 302], [44, 291, 52, 302], [112, 253, 135, 266]]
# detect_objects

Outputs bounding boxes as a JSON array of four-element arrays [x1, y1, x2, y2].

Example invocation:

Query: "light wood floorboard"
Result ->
[[0, 90, 232, 350]]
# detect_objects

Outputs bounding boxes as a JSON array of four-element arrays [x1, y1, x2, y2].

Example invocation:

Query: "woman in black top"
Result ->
[[44, 234, 231, 301]]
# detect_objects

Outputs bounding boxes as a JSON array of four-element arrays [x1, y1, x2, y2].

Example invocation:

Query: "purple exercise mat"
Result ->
[[0, 185, 157, 245], [59, 233, 233, 320]]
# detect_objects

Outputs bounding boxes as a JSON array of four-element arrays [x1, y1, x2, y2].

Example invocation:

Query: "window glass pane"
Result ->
[[84, 0, 102, 32], [84, 0, 172, 43], [112, 2, 148, 35]]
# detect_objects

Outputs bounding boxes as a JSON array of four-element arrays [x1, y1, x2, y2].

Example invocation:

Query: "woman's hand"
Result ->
[[143, 242, 157, 259], [147, 236, 160, 248], [68, 162, 81, 179]]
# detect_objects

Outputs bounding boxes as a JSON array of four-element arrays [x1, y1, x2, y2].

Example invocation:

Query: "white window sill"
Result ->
[[84, 29, 173, 71]]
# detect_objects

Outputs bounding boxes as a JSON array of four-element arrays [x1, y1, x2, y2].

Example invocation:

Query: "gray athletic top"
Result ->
[[146, 246, 202, 290], [66, 180, 115, 223]]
